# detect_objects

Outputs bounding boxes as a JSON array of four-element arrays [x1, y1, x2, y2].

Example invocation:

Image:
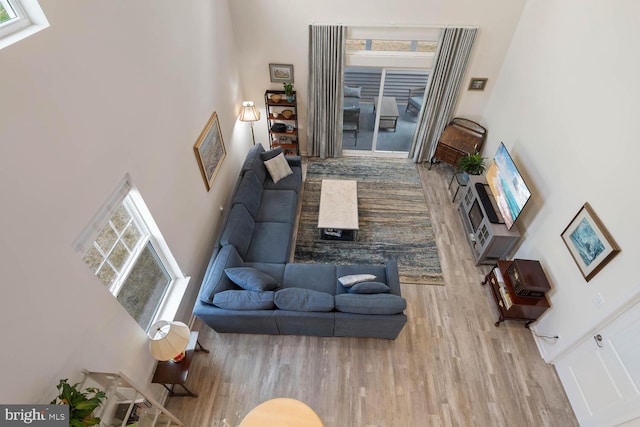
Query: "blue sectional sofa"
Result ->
[[193, 145, 408, 339]]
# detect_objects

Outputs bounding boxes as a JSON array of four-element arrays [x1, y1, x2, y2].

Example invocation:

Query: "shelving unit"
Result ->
[[80, 370, 183, 427], [265, 89, 299, 155]]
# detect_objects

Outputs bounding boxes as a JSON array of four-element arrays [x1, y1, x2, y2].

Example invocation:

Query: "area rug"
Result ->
[[294, 157, 444, 285]]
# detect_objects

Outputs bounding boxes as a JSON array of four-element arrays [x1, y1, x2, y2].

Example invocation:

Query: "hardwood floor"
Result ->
[[165, 162, 578, 427]]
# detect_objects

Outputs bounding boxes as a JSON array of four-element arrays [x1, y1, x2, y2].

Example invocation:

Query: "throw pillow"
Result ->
[[348, 281, 390, 294], [334, 293, 406, 315], [344, 86, 361, 98], [338, 273, 377, 287], [274, 288, 334, 312], [224, 267, 278, 291], [213, 290, 275, 310], [260, 146, 283, 161], [264, 152, 293, 184]]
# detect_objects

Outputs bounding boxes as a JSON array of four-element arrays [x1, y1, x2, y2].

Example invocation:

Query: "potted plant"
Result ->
[[456, 151, 486, 178], [283, 82, 294, 102], [51, 379, 106, 427]]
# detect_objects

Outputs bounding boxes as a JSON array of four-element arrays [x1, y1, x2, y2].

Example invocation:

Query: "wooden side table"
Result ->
[[151, 331, 209, 397], [238, 398, 324, 427]]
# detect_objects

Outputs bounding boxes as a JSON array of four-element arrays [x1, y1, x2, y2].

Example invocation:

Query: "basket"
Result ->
[[281, 109, 293, 119], [270, 94, 282, 103]]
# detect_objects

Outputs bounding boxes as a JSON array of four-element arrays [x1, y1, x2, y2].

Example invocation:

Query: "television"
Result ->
[[485, 143, 532, 230]]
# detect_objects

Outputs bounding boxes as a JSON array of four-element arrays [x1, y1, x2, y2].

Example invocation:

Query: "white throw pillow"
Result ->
[[264, 152, 293, 184], [338, 274, 377, 287]]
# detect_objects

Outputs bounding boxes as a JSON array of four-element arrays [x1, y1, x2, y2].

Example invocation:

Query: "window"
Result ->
[[0, 0, 49, 49], [76, 176, 189, 331]]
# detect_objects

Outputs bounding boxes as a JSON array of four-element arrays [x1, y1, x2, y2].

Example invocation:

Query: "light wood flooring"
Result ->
[[165, 162, 578, 427]]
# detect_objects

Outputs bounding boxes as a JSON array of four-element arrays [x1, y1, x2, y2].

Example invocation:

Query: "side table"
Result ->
[[151, 330, 209, 397], [448, 172, 469, 202]]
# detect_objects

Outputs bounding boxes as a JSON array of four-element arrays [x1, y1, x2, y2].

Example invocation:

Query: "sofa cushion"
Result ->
[[274, 288, 334, 312], [232, 171, 263, 218], [260, 146, 283, 161], [283, 263, 338, 294], [245, 221, 292, 263], [220, 204, 255, 259], [198, 245, 245, 304], [213, 290, 275, 310], [257, 189, 298, 223], [348, 281, 390, 294], [344, 86, 361, 98], [264, 153, 293, 184], [334, 294, 406, 315], [240, 144, 267, 184], [224, 267, 278, 291], [338, 274, 377, 287]]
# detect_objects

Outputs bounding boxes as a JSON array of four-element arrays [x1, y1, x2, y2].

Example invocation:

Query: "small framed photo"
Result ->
[[468, 78, 488, 91], [269, 63, 294, 83], [194, 111, 226, 191], [561, 202, 620, 282]]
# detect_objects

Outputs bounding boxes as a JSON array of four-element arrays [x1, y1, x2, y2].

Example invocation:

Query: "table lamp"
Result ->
[[239, 101, 261, 145], [148, 320, 190, 363]]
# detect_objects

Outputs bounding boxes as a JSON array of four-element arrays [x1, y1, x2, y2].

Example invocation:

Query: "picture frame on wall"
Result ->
[[194, 111, 226, 191], [269, 63, 294, 83], [468, 78, 488, 91], [561, 202, 620, 282]]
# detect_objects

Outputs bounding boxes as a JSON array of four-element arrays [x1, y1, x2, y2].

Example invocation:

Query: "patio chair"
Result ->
[[406, 87, 425, 114], [343, 108, 360, 145]]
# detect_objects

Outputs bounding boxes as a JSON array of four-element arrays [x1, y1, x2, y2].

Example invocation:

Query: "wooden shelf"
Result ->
[[265, 89, 299, 155]]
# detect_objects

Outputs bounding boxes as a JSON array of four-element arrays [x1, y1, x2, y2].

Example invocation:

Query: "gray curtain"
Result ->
[[411, 27, 478, 163], [307, 24, 345, 158]]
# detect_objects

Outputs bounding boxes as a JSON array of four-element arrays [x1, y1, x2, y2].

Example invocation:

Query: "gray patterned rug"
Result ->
[[294, 157, 444, 285]]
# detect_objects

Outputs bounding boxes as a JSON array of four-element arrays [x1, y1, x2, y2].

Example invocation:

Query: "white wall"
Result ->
[[482, 0, 640, 362], [0, 0, 251, 402], [228, 0, 528, 154]]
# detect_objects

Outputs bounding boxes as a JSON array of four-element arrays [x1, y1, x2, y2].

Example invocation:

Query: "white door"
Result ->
[[555, 302, 640, 426]]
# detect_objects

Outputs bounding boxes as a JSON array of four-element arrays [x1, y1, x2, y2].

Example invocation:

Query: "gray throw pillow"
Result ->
[[274, 288, 334, 312], [224, 267, 278, 291], [334, 293, 406, 315], [348, 281, 390, 294], [263, 152, 293, 184], [344, 86, 361, 98], [213, 290, 275, 310], [338, 274, 376, 287]]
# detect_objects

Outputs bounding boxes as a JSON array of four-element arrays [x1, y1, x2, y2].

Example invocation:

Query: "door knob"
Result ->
[[593, 334, 603, 348]]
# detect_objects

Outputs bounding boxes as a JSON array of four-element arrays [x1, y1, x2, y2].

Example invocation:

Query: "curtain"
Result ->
[[307, 24, 345, 158], [411, 27, 478, 163]]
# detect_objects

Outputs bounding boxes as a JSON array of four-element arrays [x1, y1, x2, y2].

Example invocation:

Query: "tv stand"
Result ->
[[458, 175, 520, 265]]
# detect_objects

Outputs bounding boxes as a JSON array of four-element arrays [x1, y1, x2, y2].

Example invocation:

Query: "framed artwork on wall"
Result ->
[[561, 202, 620, 282], [194, 111, 226, 191], [269, 63, 294, 83], [468, 78, 488, 91]]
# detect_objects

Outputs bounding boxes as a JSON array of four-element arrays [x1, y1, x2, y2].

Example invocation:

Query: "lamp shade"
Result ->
[[239, 101, 260, 122], [148, 320, 190, 361]]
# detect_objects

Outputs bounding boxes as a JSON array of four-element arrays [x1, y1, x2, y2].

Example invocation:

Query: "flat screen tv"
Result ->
[[485, 143, 532, 230]]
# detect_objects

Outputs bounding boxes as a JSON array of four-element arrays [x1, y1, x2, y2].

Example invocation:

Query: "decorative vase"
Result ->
[[286, 95, 294, 103]]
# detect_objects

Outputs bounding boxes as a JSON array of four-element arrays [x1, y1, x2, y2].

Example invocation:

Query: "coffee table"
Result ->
[[317, 179, 358, 241], [373, 96, 400, 131]]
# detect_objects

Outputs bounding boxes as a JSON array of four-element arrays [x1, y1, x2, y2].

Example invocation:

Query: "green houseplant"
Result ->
[[51, 379, 106, 427], [456, 151, 486, 176], [283, 82, 294, 102]]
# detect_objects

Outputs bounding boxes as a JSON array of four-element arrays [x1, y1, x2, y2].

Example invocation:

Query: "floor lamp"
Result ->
[[239, 101, 261, 145]]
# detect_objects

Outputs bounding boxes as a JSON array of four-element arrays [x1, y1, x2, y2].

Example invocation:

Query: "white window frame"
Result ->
[[74, 175, 190, 331], [0, 0, 49, 50]]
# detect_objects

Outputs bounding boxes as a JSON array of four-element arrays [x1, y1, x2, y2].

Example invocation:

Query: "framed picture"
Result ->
[[194, 111, 226, 191], [468, 78, 488, 91], [269, 63, 294, 83], [561, 202, 620, 282]]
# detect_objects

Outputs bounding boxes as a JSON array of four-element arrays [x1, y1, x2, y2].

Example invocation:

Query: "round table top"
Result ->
[[238, 398, 324, 427]]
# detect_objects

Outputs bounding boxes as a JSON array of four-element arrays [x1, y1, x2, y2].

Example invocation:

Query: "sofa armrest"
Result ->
[[385, 260, 402, 296], [286, 156, 302, 168]]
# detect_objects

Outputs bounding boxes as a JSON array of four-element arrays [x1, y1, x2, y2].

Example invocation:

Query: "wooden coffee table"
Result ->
[[373, 96, 400, 131], [317, 179, 358, 241]]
